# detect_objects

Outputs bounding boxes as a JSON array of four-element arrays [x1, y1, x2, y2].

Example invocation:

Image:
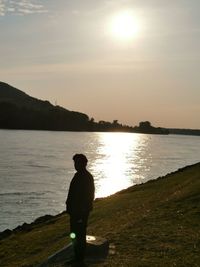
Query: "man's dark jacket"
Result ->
[[66, 169, 95, 216]]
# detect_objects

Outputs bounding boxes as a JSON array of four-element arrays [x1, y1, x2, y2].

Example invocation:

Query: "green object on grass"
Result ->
[[70, 232, 76, 239]]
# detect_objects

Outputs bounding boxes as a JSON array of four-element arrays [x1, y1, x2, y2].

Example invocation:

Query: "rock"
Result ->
[[86, 235, 109, 261], [0, 229, 12, 240], [38, 235, 109, 266], [33, 215, 54, 225]]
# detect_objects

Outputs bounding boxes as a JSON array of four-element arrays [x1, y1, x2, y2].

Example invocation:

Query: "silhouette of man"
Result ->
[[66, 154, 95, 266]]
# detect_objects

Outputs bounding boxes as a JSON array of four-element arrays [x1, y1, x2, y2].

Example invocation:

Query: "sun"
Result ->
[[109, 11, 140, 41]]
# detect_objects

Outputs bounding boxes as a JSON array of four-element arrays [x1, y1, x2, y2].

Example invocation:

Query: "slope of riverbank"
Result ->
[[0, 163, 200, 267]]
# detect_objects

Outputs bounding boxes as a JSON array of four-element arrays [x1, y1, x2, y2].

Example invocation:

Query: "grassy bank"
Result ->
[[0, 163, 200, 267]]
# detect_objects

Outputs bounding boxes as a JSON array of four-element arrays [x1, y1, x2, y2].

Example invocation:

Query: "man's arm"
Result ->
[[86, 174, 95, 211], [66, 178, 75, 214]]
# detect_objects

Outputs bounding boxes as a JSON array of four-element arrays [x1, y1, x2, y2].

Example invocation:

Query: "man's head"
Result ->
[[73, 154, 88, 171]]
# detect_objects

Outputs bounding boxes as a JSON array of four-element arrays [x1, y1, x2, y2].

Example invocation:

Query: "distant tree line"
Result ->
[[0, 102, 169, 134], [168, 128, 200, 136], [133, 121, 169, 135]]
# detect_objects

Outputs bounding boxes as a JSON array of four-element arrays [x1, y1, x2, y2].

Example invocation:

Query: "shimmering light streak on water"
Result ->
[[91, 133, 141, 197]]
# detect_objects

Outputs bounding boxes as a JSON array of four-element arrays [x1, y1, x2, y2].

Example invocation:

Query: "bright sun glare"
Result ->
[[109, 11, 140, 41]]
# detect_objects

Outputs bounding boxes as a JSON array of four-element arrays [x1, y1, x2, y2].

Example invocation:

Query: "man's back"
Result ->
[[66, 169, 94, 215]]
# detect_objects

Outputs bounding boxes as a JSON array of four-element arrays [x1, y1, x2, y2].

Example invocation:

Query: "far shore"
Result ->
[[0, 162, 200, 267], [1, 127, 200, 136]]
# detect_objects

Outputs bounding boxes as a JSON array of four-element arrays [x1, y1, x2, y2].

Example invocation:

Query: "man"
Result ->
[[66, 154, 95, 266]]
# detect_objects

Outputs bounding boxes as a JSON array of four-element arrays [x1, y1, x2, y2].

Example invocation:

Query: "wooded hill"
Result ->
[[0, 82, 90, 131], [0, 81, 168, 134]]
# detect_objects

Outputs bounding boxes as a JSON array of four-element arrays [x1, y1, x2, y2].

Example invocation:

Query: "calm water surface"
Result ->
[[0, 130, 200, 231]]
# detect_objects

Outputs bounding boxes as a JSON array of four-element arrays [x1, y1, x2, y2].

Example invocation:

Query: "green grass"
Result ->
[[0, 163, 200, 267]]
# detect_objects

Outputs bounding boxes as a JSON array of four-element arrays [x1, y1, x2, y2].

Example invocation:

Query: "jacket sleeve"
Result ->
[[66, 178, 74, 214], [86, 174, 95, 212]]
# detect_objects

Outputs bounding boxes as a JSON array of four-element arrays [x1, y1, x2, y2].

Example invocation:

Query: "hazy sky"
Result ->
[[0, 0, 200, 128]]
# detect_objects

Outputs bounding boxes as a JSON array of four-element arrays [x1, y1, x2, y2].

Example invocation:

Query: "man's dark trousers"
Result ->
[[70, 213, 89, 262]]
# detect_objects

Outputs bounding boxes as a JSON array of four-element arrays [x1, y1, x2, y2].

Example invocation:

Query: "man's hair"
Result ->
[[73, 154, 88, 165]]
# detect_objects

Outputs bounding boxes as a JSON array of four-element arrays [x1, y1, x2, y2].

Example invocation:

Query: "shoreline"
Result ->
[[1, 161, 200, 266], [1, 128, 200, 137], [1, 162, 199, 240]]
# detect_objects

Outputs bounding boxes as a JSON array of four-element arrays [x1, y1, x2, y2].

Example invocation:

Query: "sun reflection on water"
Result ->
[[90, 132, 143, 198]]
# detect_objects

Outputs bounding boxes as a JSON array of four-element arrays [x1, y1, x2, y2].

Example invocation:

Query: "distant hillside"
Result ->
[[0, 82, 173, 134], [0, 82, 53, 110], [0, 82, 89, 131], [1, 82, 199, 135]]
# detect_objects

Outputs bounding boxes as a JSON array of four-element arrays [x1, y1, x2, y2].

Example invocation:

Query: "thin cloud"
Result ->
[[0, 0, 48, 16], [0, 0, 5, 16]]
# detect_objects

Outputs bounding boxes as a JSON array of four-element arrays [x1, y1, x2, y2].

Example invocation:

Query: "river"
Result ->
[[0, 130, 200, 231]]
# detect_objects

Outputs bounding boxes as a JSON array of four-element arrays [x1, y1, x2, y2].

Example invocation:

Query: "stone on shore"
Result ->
[[38, 235, 109, 266]]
